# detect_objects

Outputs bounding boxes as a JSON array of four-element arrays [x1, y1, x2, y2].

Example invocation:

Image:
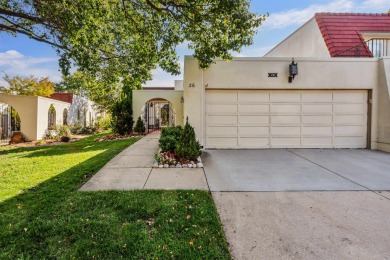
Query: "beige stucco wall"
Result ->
[[133, 90, 184, 127], [0, 95, 71, 141], [265, 18, 330, 58], [0, 95, 39, 141], [376, 58, 390, 152], [183, 56, 383, 149]]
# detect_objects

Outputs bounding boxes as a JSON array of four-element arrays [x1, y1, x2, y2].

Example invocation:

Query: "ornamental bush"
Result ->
[[174, 117, 201, 161], [159, 125, 182, 153], [134, 116, 146, 134], [111, 91, 133, 135]]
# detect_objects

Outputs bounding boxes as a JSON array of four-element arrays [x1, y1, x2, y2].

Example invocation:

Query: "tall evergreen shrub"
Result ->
[[110, 91, 133, 135], [174, 117, 201, 160]]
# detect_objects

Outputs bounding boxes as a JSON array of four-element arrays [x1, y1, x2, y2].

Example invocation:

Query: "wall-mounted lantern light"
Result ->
[[288, 58, 298, 83], [181, 96, 184, 103]]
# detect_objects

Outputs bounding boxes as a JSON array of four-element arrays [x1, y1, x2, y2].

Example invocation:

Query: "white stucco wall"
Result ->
[[67, 95, 100, 127], [36, 97, 70, 140], [182, 56, 383, 150], [265, 18, 330, 58]]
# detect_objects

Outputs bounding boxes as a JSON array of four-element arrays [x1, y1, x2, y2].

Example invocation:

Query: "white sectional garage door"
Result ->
[[205, 90, 368, 149]]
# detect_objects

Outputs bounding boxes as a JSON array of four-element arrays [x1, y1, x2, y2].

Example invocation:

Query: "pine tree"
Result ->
[[134, 116, 146, 134], [175, 117, 201, 160]]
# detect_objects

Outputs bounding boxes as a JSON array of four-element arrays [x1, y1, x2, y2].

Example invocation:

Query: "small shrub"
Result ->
[[159, 125, 182, 153], [174, 117, 201, 161], [134, 116, 146, 134], [96, 115, 111, 130], [58, 125, 70, 137], [69, 121, 83, 134]]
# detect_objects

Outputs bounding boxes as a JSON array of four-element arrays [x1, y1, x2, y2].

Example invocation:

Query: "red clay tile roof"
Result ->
[[49, 93, 73, 103], [315, 13, 390, 57], [142, 87, 175, 90]]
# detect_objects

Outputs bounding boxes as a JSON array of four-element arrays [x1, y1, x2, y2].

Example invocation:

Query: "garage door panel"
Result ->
[[334, 137, 366, 147], [272, 137, 301, 147], [207, 138, 238, 148], [272, 126, 300, 135], [206, 91, 237, 102], [205, 90, 368, 149], [333, 92, 366, 103], [238, 104, 269, 113], [207, 115, 237, 125], [239, 138, 269, 148], [302, 104, 332, 113], [239, 115, 269, 124], [271, 104, 301, 113], [302, 115, 333, 124], [207, 104, 237, 113], [270, 92, 301, 102], [334, 125, 366, 136], [334, 115, 365, 124], [302, 137, 333, 147], [272, 115, 301, 124], [302, 126, 333, 135], [238, 91, 269, 102], [302, 92, 332, 102], [240, 126, 269, 136], [207, 126, 237, 136], [333, 104, 365, 114]]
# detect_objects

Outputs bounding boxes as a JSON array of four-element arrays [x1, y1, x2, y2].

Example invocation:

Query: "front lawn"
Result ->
[[0, 133, 230, 259]]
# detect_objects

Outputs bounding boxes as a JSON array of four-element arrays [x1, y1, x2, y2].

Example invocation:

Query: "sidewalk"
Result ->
[[79, 133, 208, 191]]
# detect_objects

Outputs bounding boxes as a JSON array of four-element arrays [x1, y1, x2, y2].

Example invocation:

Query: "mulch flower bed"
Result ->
[[94, 134, 140, 142], [153, 151, 204, 169]]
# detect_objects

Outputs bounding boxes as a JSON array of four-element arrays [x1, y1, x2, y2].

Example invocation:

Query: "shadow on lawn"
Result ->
[[0, 136, 230, 259], [0, 134, 140, 159]]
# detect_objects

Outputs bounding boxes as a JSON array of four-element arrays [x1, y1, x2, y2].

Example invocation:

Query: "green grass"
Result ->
[[0, 134, 230, 259]]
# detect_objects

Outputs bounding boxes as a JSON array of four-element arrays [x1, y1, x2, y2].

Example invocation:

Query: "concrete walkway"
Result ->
[[79, 133, 208, 191]]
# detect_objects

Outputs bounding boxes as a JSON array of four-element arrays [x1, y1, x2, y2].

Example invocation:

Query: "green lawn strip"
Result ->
[[0, 134, 230, 259]]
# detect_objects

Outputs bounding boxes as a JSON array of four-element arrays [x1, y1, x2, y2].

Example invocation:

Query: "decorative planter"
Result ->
[[61, 136, 70, 142], [153, 156, 204, 169]]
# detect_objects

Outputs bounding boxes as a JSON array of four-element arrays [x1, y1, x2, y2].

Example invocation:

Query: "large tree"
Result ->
[[0, 74, 54, 97], [55, 71, 120, 111], [0, 0, 264, 88]]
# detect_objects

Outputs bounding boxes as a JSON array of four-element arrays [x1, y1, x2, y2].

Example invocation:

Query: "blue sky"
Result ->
[[0, 0, 388, 87]]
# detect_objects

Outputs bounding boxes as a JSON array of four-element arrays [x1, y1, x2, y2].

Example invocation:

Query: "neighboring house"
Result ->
[[0, 93, 101, 142], [49, 93, 100, 127], [133, 12, 390, 153]]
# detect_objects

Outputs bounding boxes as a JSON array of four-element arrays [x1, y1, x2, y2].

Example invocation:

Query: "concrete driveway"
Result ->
[[203, 149, 390, 259]]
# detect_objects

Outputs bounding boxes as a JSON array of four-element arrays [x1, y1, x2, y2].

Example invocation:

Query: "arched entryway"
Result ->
[[0, 104, 21, 144], [142, 98, 176, 133]]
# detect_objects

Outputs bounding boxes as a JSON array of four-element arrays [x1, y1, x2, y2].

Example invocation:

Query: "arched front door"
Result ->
[[142, 98, 176, 133]]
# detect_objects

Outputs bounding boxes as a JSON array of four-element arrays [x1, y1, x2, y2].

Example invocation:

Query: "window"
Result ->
[[63, 109, 68, 125], [48, 104, 56, 130]]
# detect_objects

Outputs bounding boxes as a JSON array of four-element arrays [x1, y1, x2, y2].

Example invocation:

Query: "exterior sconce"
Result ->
[[181, 96, 184, 103], [288, 58, 298, 83]]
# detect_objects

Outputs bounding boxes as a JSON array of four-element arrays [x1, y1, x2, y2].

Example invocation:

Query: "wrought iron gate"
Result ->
[[0, 105, 12, 144], [143, 100, 176, 133]]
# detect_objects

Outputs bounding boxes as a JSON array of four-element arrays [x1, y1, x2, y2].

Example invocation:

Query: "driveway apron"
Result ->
[[203, 149, 390, 259]]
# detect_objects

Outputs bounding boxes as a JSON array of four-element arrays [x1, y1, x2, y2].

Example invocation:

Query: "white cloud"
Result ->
[[263, 0, 355, 29], [0, 50, 60, 84]]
